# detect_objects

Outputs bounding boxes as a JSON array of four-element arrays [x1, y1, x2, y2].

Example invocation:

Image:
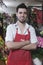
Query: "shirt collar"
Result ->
[[15, 22, 30, 34], [15, 22, 30, 29]]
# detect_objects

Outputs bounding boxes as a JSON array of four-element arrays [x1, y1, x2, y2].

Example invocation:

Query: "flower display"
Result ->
[[0, 36, 5, 61], [30, 7, 43, 60], [37, 36, 43, 48], [40, 31, 43, 36]]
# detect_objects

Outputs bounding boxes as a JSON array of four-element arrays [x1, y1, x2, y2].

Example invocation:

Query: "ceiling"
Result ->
[[3, 0, 34, 7], [0, 0, 42, 15], [3, 0, 42, 7]]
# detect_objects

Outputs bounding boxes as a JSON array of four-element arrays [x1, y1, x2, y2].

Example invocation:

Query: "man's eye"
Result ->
[[19, 12, 22, 14], [24, 12, 27, 14], [19, 12, 27, 14]]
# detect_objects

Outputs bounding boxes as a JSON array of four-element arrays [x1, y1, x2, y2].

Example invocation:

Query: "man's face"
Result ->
[[16, 8, 27, 23]]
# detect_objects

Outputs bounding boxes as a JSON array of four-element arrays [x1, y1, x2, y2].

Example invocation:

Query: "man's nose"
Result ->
[[21, 13, 24, 16]]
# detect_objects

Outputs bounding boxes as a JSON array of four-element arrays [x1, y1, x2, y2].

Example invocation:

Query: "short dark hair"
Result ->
[[16, 3, 28, 12]]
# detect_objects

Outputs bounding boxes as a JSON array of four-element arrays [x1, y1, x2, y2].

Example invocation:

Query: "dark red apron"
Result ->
[[7, 28, 33, 65]]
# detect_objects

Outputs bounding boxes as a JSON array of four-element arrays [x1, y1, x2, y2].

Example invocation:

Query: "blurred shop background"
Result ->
[[0, 0, 43, 65]]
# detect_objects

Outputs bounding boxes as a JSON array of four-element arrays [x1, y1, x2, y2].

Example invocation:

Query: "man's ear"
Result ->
[[16, 13, 18, 20], [16, 12, 18, 17]]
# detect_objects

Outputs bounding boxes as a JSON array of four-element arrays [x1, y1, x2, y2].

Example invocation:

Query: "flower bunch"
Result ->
[[37, 36, 43, 48], [0, 36, 4, 49], [0, 36, 5, 61], [40, 31, 43, 37]]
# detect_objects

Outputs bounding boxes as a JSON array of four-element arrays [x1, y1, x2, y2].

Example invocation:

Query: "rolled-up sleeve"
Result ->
[[5, 25, 14, 42], [29, 26, 37, 43]]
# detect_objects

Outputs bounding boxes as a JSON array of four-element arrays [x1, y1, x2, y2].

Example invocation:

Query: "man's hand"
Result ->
[[21, 43, 37, 50], [21, 39, 30, 44], [5, 40, 30, 50]]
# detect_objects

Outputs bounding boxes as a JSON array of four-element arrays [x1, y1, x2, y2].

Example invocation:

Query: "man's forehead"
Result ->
[[18, 8, 27, 12]]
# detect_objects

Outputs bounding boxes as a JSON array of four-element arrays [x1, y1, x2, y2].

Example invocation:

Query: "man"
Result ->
[[5, 3, 37, 65]]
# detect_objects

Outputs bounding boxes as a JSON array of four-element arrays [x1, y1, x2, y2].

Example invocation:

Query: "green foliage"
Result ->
[[31, 48, 43, 59]]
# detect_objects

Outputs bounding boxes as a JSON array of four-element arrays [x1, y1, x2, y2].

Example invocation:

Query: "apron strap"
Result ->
[[15, 24, 18, 33], [27, 28, 30, 34], [16, 28, 18, 33]]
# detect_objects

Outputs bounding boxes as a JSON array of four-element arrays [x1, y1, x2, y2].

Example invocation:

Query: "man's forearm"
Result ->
[[21, 43, 37, 50], [5, 41, 30, 49]]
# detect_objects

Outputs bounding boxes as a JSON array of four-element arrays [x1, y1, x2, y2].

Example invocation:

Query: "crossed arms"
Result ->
[[5, 40, 37, 50]]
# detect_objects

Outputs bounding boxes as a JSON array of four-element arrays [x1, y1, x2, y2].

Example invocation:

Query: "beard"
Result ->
[[19, 20, 26, 24], [17, 18, 26, 24]]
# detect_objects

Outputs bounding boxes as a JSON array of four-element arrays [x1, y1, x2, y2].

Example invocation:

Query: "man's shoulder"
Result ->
[[27, 23, 35, 30], [28, 24, 35, 31], [30, 25, 34, 29], [7, 24, 16, 29]]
